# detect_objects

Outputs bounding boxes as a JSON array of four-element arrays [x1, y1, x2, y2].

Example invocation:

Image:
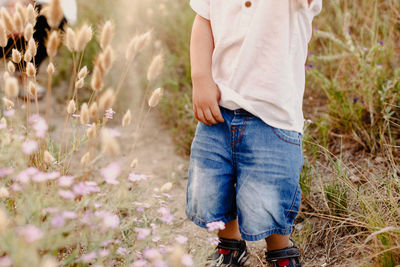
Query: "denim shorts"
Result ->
[[185, 107, 303, 241]]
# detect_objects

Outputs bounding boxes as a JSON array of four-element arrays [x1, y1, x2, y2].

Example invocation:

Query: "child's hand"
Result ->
[[192, 75, 224, 126]]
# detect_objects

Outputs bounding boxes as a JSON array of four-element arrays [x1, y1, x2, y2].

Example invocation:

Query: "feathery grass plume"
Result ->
[[78, 66, 88, 79], [13, 12, 23, 34], [0, 22, 7, 47], [130, 158, 138, 168], [89, 102, 98, 119], [125, 31, 152, 61], [26, 4, 37, 25], [24, 50, 32, 63], [0, 208, 9, 234], [160, 182, 173, 193], [67, 100, 76, 114], [26, 62, 36, 77], [101, 128, 120, 156], [64, 27, 76, 52], [99, 89, 115, 111], [80, 151, 91, 165], [41, 256, 57, 267], [75, 78, 84, 89], [169, 245, 185, 267], [45, 0, 63, 28], [43, 150, 55, 164], [101, 46, 114, 73], [7, 61, 15, 73], [3, 72, 9, 81], [0, 117, 6, 127], [80, 103, 89, 125], [47, 62, 55, 75], [147, 53, 164, 81], [122, 109, 131, 127], [1, 7, 14, 34], [5, 77, 19, 98], [86, 123, 96, 139], [90, 66, 103, 91], [100, 20, 114, 50], [46, 30, 60, 58], [148, 88, 163, 107], [11, 49, 21, 63], [28, 38, 37, 56], [15, 3, 26, 24], [2, 97, 14, 109], [24, 23, 33, 40], [28, 81, 36, 96], [75, 24, 92, 52]]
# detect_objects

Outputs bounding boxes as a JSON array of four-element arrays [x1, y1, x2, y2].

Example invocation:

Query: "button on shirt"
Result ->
[[190, 0, 322, 133]]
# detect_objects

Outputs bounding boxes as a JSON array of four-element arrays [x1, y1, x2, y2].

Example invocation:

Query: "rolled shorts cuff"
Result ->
[[239, 226, 294, 241], [185, 210, 237, 230]]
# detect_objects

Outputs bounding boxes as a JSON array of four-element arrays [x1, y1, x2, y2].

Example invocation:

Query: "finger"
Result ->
[[196, 108, 209, 126], [193, 105, 198, 120], [204, 108, 217, 125], [211, 105, 224, 123]]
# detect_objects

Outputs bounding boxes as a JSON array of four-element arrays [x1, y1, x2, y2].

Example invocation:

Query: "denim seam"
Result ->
[[272, 127, 301, 146], [240, 226, 293, 241], [284, 184, 300, 219], [186, 211, 237, 227]]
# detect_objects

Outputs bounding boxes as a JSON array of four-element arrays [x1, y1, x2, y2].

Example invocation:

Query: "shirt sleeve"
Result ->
[[190, 0, 210, 20]]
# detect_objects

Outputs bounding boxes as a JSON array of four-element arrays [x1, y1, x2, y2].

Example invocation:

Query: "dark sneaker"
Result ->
[[265, 244, 302, 267], [206, 237, 249, 267]]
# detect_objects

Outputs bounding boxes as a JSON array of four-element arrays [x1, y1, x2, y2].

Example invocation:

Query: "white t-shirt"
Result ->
[[190, 0, 322, 133], [36, 0, 77, 25]]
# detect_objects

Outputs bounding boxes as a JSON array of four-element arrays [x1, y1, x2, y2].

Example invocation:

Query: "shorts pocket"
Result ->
[[272, 127, 303, 146]]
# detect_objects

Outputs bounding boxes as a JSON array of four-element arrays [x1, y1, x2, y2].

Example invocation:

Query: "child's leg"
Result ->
[[218, 218, 242, 240], [265, 234, 291, 251]]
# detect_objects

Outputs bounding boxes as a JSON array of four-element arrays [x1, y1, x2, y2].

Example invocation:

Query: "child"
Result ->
[[185, 0, 322, 266]]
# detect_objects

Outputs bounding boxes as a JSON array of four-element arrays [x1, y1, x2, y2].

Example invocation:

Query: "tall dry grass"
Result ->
[[0, 0, 195, 266]]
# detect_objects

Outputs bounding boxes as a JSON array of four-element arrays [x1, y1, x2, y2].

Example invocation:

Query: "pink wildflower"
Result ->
[[134, 227, 151, 240], [206, 221, 225, 232], [101, 162, 121, 185], [152, 260, 168, 267], [22, 140, 38, 155], [95, 211, 120, 229], [11, 183, 22, 191], [16, 225, 43, 243], [81, 252, 97, 263], [152, 236, 161, 243], [58, 189, 75, 199], [128, 172, 147, 182], [59, 176, 74, 187], [4, 109, 14, 117], [158, 207, 174, 224], [175, 235, 188, 244], [73, 181, 100, 195], [98, 249, 110, 257], [51, 215, 65, 228], [208, 237, 220, 246], [29, 115, 48, 138], [116, 247, 129, 256], [132, 260, 148, 267], [62, 211, 77, 219], [0, 167, 13, 178], [104, 108, 115, 119], [0, 256, 12, 267], [143, 248, 161, 260], [182, 254, 194, 266]]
